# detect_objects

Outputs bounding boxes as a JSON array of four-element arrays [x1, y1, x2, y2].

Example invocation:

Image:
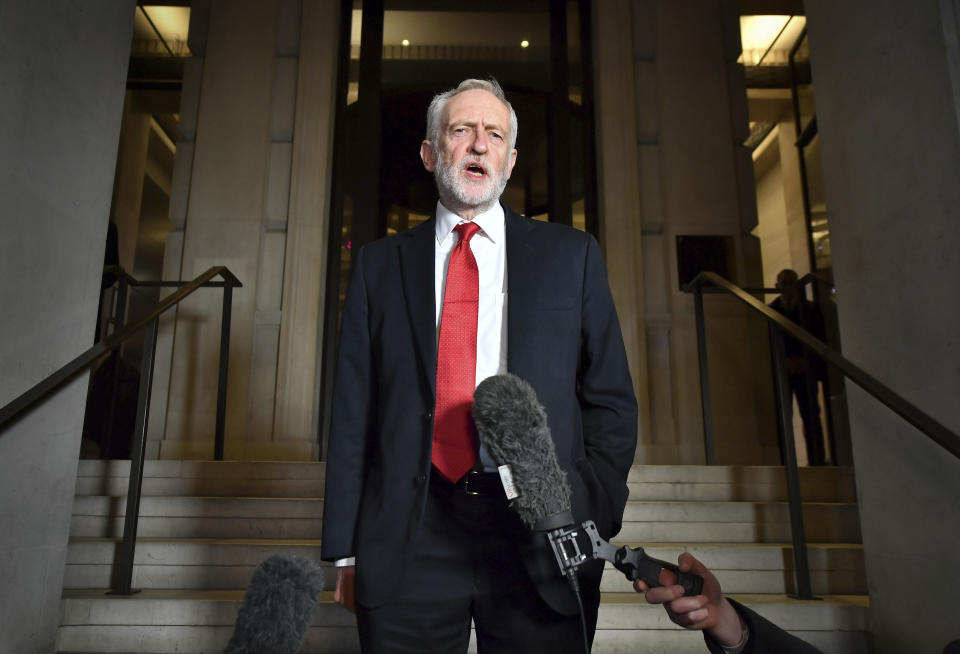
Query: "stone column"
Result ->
[[806, 2, 960, 651], [110, 95, 151, 271], [596, 0, 776, 464], [146, 0, 210, 458], [272, 0, 340, 452], [158, 0, 338, 460], [593, 0, 650, 454], [160, 0, 278, 458], [776, 121, 813, 277], [0, 3, 135, 652]]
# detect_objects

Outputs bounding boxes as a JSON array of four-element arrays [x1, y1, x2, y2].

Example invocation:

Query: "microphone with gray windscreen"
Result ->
[[472, 374, 703, 600], [471, 373, 573, 531], [224, 553, 325, 654]]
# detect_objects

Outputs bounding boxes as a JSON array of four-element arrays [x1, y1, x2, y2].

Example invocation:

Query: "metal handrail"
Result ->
[[686, 272, 960, 459], [0, 265, 241, 595], [798, 271, 834, 290], [698, 272, 833, 298], [0, 266, 240, 433], [684, 270, 960, 601]]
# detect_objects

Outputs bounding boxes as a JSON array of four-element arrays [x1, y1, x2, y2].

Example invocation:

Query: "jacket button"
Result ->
[[414, 474, 427, 486], [424, 411, 433, 421]]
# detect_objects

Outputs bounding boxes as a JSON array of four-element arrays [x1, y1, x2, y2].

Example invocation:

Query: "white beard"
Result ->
[[434, 153, 510, 215]]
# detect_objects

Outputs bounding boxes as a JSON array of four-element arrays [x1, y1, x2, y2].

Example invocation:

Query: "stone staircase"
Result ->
[[57, 461, 870, 653]]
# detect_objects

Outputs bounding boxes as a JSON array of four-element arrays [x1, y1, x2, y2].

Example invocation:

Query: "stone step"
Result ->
[[63, 539, 866, 595], [56, 590, 869, 654], [61, 463, 867, 653], [591, 593, 869, 654], [621, 499, 858, 524], [627, 470, 857, 502], [598, 543, 865, 595], [64, 539, 331, 591], [619, 500, 861, 543], [75, 460, 326, 498], [75, 461, 857, 503], [69, 496, 324, 539], [69, 495, 859, 542], [627, 480, 857, 503], [625, 465, 855, 485], [71, 495, 325, 519]]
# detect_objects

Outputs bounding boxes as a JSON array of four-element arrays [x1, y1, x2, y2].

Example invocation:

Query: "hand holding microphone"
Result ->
[[636, 552, 744, 647]]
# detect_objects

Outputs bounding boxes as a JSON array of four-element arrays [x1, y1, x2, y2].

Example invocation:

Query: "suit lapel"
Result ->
[[505, 206, 537, 374], [399, 218, 438, 395]]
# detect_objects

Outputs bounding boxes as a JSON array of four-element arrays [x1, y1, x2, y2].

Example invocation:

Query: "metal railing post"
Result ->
[[214, 280, 234, 461], [113, 276, 129, 336], [103, 277, 129, 459], [110, 317, 158, 595], [769, 325, 815, 600], [693, 282, 716, 465]]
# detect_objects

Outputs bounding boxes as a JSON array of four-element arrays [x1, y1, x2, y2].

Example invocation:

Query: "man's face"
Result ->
[[421, 89, 518, 214], [777, 271, 801, 308]]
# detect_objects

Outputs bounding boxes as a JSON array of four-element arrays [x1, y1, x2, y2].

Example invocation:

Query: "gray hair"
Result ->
[[425, 78, 518, 152]]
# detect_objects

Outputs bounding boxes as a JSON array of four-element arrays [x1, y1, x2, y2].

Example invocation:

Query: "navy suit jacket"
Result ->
[[321, 205, 638, 609]]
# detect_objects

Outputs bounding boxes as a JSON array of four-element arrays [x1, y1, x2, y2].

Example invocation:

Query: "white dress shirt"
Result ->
[[434, 201, 508, 382], [435, 201, 509, 471]]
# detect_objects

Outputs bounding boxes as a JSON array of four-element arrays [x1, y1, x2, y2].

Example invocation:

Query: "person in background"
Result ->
[[769, 269, 828, 466]]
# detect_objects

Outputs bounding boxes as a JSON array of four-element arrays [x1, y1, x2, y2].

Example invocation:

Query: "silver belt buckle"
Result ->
[[464, 471, 482, 496]]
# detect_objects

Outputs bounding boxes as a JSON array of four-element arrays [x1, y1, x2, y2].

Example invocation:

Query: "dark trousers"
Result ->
[[356, 476, 598, 654], [788, 374, 826, 466]]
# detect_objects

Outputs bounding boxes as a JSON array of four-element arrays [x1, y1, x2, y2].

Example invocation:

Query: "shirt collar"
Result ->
[[434, 201, 505, 245]]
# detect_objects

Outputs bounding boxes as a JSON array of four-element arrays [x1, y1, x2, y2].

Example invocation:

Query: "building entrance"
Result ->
[[319, 0, 599, 454]]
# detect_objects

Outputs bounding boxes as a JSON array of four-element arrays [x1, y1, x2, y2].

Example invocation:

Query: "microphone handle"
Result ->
[[553, 521, 704, 597], [613, 546, 704, 597]]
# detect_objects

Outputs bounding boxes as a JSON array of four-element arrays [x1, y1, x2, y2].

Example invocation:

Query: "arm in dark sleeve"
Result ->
[[704, 599, 823, 654], [320, 247, 374, 561], [576, 235, 639, 538]]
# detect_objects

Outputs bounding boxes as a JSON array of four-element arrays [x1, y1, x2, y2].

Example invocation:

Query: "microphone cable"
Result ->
[[564, 569, 591, 654]]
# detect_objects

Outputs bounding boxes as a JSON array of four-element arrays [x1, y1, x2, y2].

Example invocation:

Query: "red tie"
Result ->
[[432, 221, 482, 483]]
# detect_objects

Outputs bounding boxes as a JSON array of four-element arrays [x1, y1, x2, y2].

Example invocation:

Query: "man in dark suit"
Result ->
[[769, 269, 828, 466], [321, 78, 638, 653]]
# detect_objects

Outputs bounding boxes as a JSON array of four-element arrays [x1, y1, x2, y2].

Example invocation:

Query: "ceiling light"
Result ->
[[401, 39, 410, 46], [520, 40, 530, 48], [739, 15, 806, 65], [140, 6, 191, 52]]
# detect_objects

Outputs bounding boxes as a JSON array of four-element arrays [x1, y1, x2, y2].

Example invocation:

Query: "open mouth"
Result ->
[[463, 161, 487, 179]]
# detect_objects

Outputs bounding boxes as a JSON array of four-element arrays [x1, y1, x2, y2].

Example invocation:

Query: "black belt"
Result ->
[[430, 468, 504, 497]]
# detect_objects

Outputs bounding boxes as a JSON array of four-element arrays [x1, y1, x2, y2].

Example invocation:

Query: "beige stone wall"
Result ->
[[0, 3, 136, 650], [806, 1, 960, 650], [753, 128, 789, 286], [592, 0, 650, 454], [595, 0, 778, 464], [752, 122, 814, 287], [151, 0, 338, 460]]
